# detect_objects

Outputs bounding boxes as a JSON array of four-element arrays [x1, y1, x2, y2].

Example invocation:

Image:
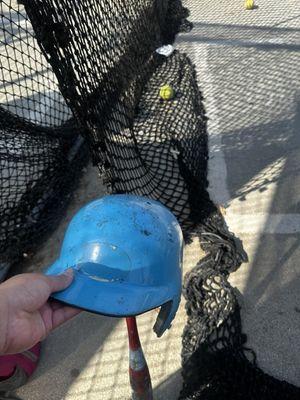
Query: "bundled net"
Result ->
[[2, 0, 300, 399], [0, 0, 88, 278]]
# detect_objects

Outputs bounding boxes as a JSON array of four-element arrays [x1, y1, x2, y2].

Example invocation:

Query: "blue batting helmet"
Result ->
[[46, 194, 183, 336]]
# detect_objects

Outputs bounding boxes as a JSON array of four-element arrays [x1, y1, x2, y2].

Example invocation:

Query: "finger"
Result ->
[[49, 299, 65, 311], [46, 269, 74, 293], [52, 306, 82, 330]]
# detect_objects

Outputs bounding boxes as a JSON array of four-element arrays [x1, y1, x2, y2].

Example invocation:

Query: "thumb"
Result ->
[[46, 269, 74, 293]]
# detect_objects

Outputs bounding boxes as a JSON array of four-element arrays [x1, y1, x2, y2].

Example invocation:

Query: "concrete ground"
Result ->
[[3, 0, 300, 398], [176, 0, 300, 385]]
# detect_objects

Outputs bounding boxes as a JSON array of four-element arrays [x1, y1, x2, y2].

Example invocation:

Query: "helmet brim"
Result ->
[[47, 262, 172, 318]]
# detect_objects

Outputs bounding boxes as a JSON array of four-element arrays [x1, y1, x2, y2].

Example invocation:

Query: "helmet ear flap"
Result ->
[[153, 300, 173, 337]]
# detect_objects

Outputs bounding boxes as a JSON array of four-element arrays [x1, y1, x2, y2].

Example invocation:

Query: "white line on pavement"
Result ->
[[192, 43, 231, 206], [226, 212, 300, 234]]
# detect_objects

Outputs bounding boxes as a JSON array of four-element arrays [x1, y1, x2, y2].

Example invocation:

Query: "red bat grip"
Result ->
[[126, 317, 153, 400], [126, 316, 141, 350]]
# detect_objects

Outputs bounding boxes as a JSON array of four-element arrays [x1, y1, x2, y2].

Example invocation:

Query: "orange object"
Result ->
[[126, 317, 153, 399]]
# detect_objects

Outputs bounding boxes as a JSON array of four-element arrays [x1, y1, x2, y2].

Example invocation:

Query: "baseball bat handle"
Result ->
[[126, 317, 153, 400]]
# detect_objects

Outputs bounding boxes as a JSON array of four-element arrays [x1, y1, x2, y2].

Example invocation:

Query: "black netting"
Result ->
[[0, 1, 88, 277], [2, 0, 300, 399]]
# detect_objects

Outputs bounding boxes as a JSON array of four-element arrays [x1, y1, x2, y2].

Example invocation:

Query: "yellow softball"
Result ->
[[245, 0, 255, 10], [159, 84, 175, 101]]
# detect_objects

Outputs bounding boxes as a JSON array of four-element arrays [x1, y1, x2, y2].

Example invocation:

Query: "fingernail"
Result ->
[[62, 268, 73, 277]]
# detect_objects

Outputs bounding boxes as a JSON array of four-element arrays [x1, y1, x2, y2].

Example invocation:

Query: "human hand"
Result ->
[[0, 270, 80, 355]]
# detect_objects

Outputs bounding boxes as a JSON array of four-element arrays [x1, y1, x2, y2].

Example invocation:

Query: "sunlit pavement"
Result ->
[[177, 0, 300, 386]]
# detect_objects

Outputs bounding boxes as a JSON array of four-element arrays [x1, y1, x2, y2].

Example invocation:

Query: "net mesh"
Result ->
[[1, 0, 300, 399], [0, 1, 87, 275]]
